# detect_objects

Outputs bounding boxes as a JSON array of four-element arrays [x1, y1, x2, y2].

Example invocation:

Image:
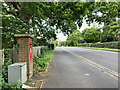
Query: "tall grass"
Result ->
[[33, 48, 53, 76]]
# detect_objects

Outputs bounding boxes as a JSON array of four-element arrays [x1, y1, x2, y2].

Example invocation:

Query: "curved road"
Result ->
[[42, 47, 119, 88]]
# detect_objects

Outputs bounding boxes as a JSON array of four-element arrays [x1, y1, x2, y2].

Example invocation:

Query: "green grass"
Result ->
[[78, 47, 120, 52], [39, 50, 53, 72], [33, 48, 54, 76]]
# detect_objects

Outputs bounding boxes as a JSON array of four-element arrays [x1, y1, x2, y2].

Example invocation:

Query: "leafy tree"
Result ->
[[66, 30, 83, 46], [82, 27, 101, 43], [58, 41, 64, 46], [2, 2, 90, 48], [85, 2, 119, 25], [101, 20, 120, 42], [2, 2, 119, 48]]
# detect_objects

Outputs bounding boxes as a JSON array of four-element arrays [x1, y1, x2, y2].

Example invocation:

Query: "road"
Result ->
[[42, 47, 119, 88]]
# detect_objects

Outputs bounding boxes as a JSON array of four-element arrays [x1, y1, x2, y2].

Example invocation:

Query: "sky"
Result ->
[[57, 12, 104, 42], [56, 19, 104, 42]]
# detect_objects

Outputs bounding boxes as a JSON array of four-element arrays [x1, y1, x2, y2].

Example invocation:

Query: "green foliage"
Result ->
[[86, 2, 119, 25], [2, 14, 30, 48], [2, 59, 12, 83], [40, 47, 48, 55], [78, 43, 90, 47], [1, 49, 22, 89], [66, 30, 83, 46], [2, 2, 119, 48], [82, 27, 101, 43], [2, 78, 21, 89], [78, 41, 120, 49], [2, 49, 12, 83], [101, 21, 119, 42], [54, 43, 57, 49], [33, 48, 53, 76], [58, 41, 64, 47]]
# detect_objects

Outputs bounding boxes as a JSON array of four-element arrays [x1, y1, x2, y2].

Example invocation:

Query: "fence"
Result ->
[[8, 48, 18, 63], [0, 46, 47, 70], [4, 48, 17, 64], [32, 46, 47, 56]]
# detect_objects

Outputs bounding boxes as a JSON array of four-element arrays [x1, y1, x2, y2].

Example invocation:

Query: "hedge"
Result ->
[[33, 48, 53, 76], [78, 41, 120, 49]]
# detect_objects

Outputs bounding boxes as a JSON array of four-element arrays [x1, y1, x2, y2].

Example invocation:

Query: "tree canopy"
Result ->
[[66, 30, 83, 45], [101, 20, 120, 42], [2, 1, 120, 48], [82, 27, 101, 43]]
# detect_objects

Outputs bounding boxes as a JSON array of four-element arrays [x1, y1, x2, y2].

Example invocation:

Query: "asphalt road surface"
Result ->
[[43, 47, 119, 88]]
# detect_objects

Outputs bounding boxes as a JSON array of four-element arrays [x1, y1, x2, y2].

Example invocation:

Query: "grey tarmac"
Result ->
[[42, 47, 119, 88]]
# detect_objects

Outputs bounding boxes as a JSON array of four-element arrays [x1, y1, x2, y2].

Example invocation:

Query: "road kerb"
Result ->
[[45, 49, 55, 72], [40, 49, 55, 89]]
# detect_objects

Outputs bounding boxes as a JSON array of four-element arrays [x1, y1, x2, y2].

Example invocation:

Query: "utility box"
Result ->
[[8, 62, 27, 85]]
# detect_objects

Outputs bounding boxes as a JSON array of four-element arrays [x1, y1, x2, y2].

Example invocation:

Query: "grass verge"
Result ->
[[78, 47, 120, 52], [24, 48, 54, 88], [33, 48, 54, 75]]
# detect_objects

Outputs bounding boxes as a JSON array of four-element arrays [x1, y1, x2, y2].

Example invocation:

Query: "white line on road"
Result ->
[[62, 48, 120, 81]]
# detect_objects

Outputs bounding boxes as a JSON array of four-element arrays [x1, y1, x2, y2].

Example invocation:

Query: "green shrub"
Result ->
[[1, 49, 22, 89], [40, 47, 49, 55], [33, 48, 53, 76], [78, 41, 120, 49]]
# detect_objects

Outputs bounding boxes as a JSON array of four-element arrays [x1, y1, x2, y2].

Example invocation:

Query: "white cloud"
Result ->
[[79, 19, 104, 32]]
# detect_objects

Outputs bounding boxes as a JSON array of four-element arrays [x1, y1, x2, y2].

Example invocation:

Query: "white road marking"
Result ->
[[62, 48, 120, 81]]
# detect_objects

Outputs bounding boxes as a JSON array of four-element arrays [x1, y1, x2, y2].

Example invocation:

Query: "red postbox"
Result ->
[[29, 41, 32, 61]]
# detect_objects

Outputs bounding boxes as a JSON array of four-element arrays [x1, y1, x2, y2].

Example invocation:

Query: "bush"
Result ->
[[40, 47, 49, 55], [33, 48, 53, 76], [78, 41, 120, 49]]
